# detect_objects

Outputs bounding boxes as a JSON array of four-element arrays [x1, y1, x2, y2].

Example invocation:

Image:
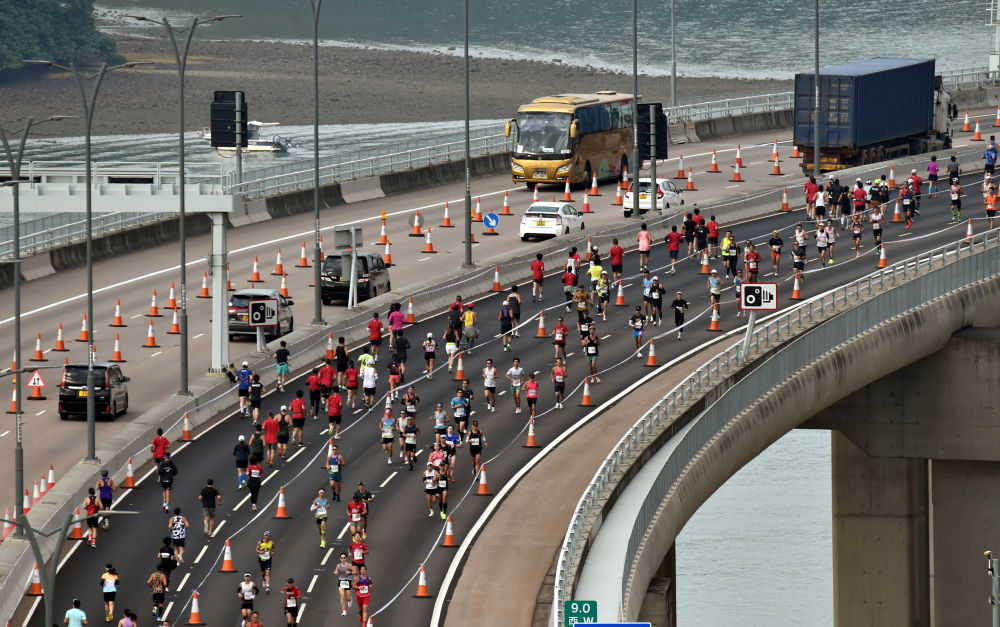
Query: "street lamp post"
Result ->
[[126, 14, 240, 394], [813, 0, 821, 178], [308, 0, 325, 324], [462, 0, 473, 268], [670, 0, 677, 108], [23, 60, 148, 461], [631, 0, 640, 219], [0, 116, 70, 535]]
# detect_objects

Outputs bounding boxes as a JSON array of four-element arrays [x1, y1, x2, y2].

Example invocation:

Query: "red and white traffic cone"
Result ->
[[414, 564, 432, 598], [581, 192, 592, 213], [410, 210, 424, 237], [272, 486, 292, 518], [167, 309, 181, 335], [441, 202, 454, 227], [614, 281, 627, 306], [532, 183, 540, 202], [296, 241, 310, 267], [686, 167, 696, 191], [578, 377, 594, 406], [966, 218, 974, 242], [707, 149, 721, 173], [735, 144, 744, 167], [271, 250, 285, 276], [52, 323, 68, 352], [325, 333, 336, 360], [47, 464, 56, 488], [612, 181, 624, 206], [770, 138, 780, 162], [378, 220, 390, 245], [877, 244, 888, 268], [147, 290, 162, 317], [645, 339, 658, 367], [791, 275, 803, 300], [219, 539, 236, 572], [475, 465, 491, 495], [405, 297, 417, 324], [500, 191, 512, 215], [30, 334, 45, 362], [707, 304, 722, 332], [523, 419, 540, 448], [25, 564, 42, 596], [280, 272, 291, 298], [730, 162, 743, 183], [143, 320, 159, 348], [472, 197, 484, 222], [187, 591, 206, 626], [423, 228, 437, 253], [110, 298, 127, 327], [249, 256, 262, 282], [180, 412, 194, 441], [122, 457, 137, 488], [166, 282, 178, 310], [562, 179, 573, 202], [780, 188, 790, 212], [491, 266, 502, 292], [196, 272, 210, 298], [77, 314, 90, 342], [675, 155, 686, 179], [110, 334, 126, 363], [442, 515, 458, 547], [589, 174, 600, 196], [535, 311, 548, 337]]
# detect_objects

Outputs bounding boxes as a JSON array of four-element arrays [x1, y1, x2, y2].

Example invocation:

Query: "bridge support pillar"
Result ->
[[209, 211, 230, 373], [831, 431, 929, 627], [637, 543, 675, 627]]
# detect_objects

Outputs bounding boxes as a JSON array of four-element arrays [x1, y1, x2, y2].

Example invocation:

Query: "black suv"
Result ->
[[320, 251, 391, 304], [58, 362, 130, 421]]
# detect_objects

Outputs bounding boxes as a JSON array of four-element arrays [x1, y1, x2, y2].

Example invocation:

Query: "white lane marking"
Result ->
[[193, 545, 209, 564], [726, 184, 741, 189], [287, 447, 305, 462], [211, 519, 227, 537], [261, 470, 279, 485], [21, 597, 42, 627], [0, 430, 9, 437], [337, 521, 351, 540], [600, 334, 612, 340], [418, 257, 432, 262], [296, 603, 307, 621], [130, 313, 144, 319], [307, 574, 319, 594], [35, 410, 45, 416], [234, 492, 251, 511], [415, 448, 424, 458], [151, 351, 162, 357], [380, 472, 397, 488], [42, 349, 52, 354], [532, 370, 540, 375], [192, 333, 204, 339], [161, 602, 174, 622], [498, 390, 506, 396], [565, 352, 575, 357], [353, 408, 364, 414], [175, 572, 190, 592], [321, 547, 335, 566]]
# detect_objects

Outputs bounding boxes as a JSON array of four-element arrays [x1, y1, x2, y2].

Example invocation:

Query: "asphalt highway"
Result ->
[[20, 171, 991, 627]]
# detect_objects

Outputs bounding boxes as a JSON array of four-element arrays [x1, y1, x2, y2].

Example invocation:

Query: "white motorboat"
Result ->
[[197, 121, 293, 154]]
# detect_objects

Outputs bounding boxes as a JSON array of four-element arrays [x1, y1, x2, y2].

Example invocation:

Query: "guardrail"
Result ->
[[552, 225, 1000, 625], [939, 66, 1000, 89], [664, 91, 793, 123], [0, 212, 176, 258]]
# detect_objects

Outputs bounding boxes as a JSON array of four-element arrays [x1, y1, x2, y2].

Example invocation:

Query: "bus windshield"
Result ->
[[515, 112, 571, 157]]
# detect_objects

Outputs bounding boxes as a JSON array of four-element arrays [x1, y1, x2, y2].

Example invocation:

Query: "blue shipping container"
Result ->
[[793, 58, 935, 149]]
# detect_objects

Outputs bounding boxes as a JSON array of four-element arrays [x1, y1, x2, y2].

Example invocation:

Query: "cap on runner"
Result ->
[[280, 405, 287, 411], [238, 435, 245, 441], [710, 269, 717, 274], [242, 361, 248, 366], [244, 572, 252, 578], [427, 332, 433, 338], [264, 530, 271, 536]]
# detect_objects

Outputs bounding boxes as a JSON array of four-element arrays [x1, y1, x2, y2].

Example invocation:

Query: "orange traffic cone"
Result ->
[[405, 297, 417, 324], [791, 145, 801, 158], [877, 244, 888, 268], [585, 237, 593, 261], [48, 464, 56, 489], [707, 304, 722, 331], [324, 333, 335, 360], [53, 323, 68, 352], [452, 354, 466, 381], [442, 515, 458, 547], [675, 155, 686, 179], [974, 118, 984, 141], [6, 389, 17, 415], [166, 282, 178, 310], [562, 179, 573, 202], [482, 221, 498, 236], [143, 320, 159, 348], [464, 228, 477, 244], [382, 241, 393, 267], [500, 192, 512, 215], [296, 241, 310, 267], [781, 188, 791, 212], [614, 281, 627, 306], [770, 138, 780, 162], [791, 275, 802, 300], [888, 165, 897, 189], [39, 473, 48, 497], [91, 344, 97, 363], [532, 183, 539, 202], [31, 482, 39, 505], [993, 106, 999, 128], [167, 309, 181, 335], [378, 220, 389, 245], [180, 412, 194, 441], [612, 181, 624, 206], [187, 591, 206, 626], [110, 334, 126, 363], [730, 162, 743, 183], [69, 508, 84, 540], [77, 314, 90, 342], [473, 197, 484, 222], [109, 298, 126, 327], [622, 165, 629, 182], [2, 508, 12, 540], [279, 272, 291, 297], [441, 202, 454, 227], [735, 144, 745, 167], [491, 266, 502, 292], [589, 174, 600, 196], [770, 157, 783, 176], [249, 256, 262, 282], [535, 310, 548, 337], [699, 251, 711, 274], [414, 564, 432, 598], [226, 264, 234, 291], [963, 109, 971, 132], [271, 250, 285, 276], [25, 564, 42, 596], [122, 457, 137, 488], [475, 465, 491, 495], [523, 418, 540, 448], [319, 235, 325, 262], [22, 489, 30, 514], [707, 149, 721, 173], [30, 334, 45, 362], [645, 339, 658, 367], [578, 377, 594, 406], [686, 167, 696, 191], [966, 218, 974, 242], [891, 198, 903, 223], [219, 539, 236, 572], [410, 210, 424, 237], [581, 192, 592, 213], [147, 290, 162, 317], [423, 228, 437, 253], [272, 486, 292, 518], [196, 272, 210, 298], [27, 383, 45, 401]]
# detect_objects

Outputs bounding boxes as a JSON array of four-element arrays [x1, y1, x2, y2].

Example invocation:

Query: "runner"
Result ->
[[305, 367, 322, 418], [506, 357, 525, 414], [246, 457, 264, 513], [437, 458, 450, 519], [462, 304, 479, 354], [549, 316, 569, 361], [450, 388, 469, 438], [156, 537, 176, 587], [481, 359, 498, 411], [609, 238, 625, 282], [352, 482, 374, 538], [824, 221, 837, 264], [901, 180, 916, 228], [706, 215, 721, 258], [100, 563, 119, 622], [507, 285, 523, 336], [273, 340, 291, 392], [851, 214, 864, 257], [246, 611, 262, 627], [499, 302, 515, 352], [582, 328, 600, 382], [422, 333, 437, 379], [309, 488, 329, 548], [168, 508, 189, 564], [354, 565, 373, 626], [720, 230, 734, 274], [387, 302, 405, 346], [648, 276, 664, 326], [852, 180, 867, 218], [587, 255, 603, 295], [423, 461, 439, 517], [467, 421, 487, 476], [448, 295, 464, 329], [276, 407, 291, 460], [360, 358, 378, 409], [683, 212, 697, 258], [694, 219, 710, 263], [803, 175, 818, 220], [442, 325, 461, 372], [392, 329, 411, 381], [640, 268, 654, 320], [334, 337, 349, 387], [814, 182, 828, 224], [146, 566, 167, 619], [870, 203, 884, 250], [596, 271, 611, 321], [281, 578, 302, 626], [531, 252, 545, 302], [319, 357, 336, 402], [344, 359, 359, 409], [380, 408, 396, 464], [767, 230, 783, 277], [563, 246, 581, 274], [666, 225, 683, 275], [734, 269, 744, 318], [157, 453, 178, 513], [744, 243, 761, 281], [551, 358, 568, 409], [671, 291, 688, 341], [367, 312, 384, 362], [115, 609, 136, 627], [987, 183, 998, 230], [326, 445, 345, 502], [290, 390, 307, 446], [396, 409, 410, 462], [573, 284, 590, 323], [400, 385, 420, 423], [429, 401, 450, 445], [403, 415, 420, 470], [335, 554, 354, 616], [927, 155, 939, 198], [387, 353, 403, 400], [198, 478, 222, 535], [442, 426, 460, 480], [236, 361, 253, 417], [238, 572, 259, 626], [522, 372, 540, 418], [349, 532, 369, 574], [326, 385, 343, 439], [815, 226, 829, 266], [708, 269, 723, 311], [950, 178, 963, 221], [64, 599, 87, 627], [791, 240, 807, 284], [150, 428, 170, 465], [561, 265, 578, 313], [636, 222, 652, 269], [249, 373, 264, 421], [95, 470, 115, 529], [255, 531, 274, 593], [628, 306, 646, 358]]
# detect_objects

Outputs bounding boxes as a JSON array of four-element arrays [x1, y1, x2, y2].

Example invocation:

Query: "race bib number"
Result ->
[[353, 548, 364, 560], [469, 437, 480, 446], [259, 551, 271, 561], [329, 464, 339, 473], [358, 585, 369, 595], [406, 434, 417, 444], [406, 404, 416, 413], [382, 430, 393, 439], [315, 506, 327, 516], [454, 407, 465, 417], [351, 513, 361, 521], [555, 331, 563, 341], [587, 346, 597, 355], [286, 598, 297, 608], [555, 375, 564, 382], [340, 580, 352, 590]]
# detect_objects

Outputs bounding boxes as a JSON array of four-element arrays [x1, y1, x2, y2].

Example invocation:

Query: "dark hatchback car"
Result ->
[[320, 252, 391, 304], [58, 362, 130, 420]]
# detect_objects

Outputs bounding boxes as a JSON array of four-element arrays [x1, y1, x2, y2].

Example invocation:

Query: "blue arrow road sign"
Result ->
[[483, 212, 500, 229]]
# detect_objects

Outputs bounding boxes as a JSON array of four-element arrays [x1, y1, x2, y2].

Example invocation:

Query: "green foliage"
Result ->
[[0, 0, 121, 72]]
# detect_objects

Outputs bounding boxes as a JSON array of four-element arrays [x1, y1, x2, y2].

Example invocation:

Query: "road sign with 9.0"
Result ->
[[564, 600, 597, 624], [739, 282, 778, 310]]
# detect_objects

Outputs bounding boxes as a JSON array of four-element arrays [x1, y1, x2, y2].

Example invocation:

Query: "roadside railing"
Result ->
[[0, 212, 177, 258], [665, 91, 793, 123], [940, 66, 1000, 89], [552, 225, 1000, 626]]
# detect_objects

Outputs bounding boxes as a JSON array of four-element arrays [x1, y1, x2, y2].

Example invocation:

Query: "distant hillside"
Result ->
[[0, 0, 120, 71]]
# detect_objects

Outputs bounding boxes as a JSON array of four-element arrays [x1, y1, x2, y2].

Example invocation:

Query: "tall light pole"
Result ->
[[0, 116, 69, 535], [670, 0, 677, 108], [631, 0, 640, 219], [462, 0, 473, 268], [24, 60, 148, 461], [308, 0, 325, 324], [126, 14, 240, 394], [813, 0, 821, 178]]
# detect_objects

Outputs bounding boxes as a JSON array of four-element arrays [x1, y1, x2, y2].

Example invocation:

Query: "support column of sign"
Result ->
[[210, 212, 229, 373]]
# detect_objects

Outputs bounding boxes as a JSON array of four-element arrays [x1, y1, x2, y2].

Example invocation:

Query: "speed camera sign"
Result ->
[[739, 283, 778, 310]]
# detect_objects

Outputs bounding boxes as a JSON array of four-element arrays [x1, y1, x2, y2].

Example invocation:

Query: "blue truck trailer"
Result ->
[[794, 57, 951, 172]]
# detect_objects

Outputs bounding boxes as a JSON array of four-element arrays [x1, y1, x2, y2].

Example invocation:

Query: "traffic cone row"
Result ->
[[167, 309, 181, 335], [707, 304, 722, 332], [501, 192, 512, 215], [780, 188, 790, 212], [612, 181, 624, 206], [523, 418, 540, 448], [491, 266, 502, 292], [615, 281, 627, 306], [249, 256, 262, 282], [475, 465, 491, 495], [196, 272, 210, 298], [29, 334, 45, 362], [110, 298, 126, 327], [280, 273, 291, 297], [325, 333, 336, 360], [180, 412, 194, 441], [423, 228, 437, 253], [473, 198, 484, 222], [707, 149, 720, 173], [77, 314, 90, 342], [686, 167, 696, 191]]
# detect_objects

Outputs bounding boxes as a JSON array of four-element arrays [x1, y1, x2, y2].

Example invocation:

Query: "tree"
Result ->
[[0, 0, 121, 72]]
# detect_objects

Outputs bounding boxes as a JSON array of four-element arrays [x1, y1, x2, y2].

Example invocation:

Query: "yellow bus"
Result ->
[[505, 91, 634, 188]]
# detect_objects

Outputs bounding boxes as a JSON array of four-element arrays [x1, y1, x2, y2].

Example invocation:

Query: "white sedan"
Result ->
[[622, 177, 685, 217], [519, 201, 585, 241]]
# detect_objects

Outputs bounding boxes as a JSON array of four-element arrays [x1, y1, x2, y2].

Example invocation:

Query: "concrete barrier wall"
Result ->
[[341, 176, 386, 203]]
